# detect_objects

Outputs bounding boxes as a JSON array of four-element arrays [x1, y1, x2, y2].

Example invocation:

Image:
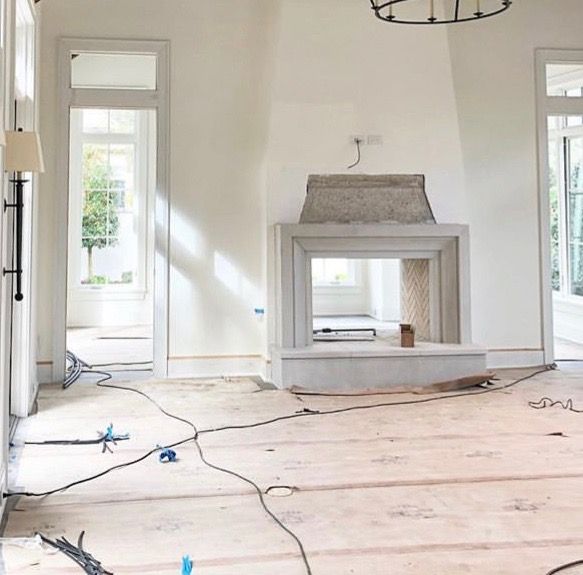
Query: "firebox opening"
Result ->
[[312, 257, 400, 342]]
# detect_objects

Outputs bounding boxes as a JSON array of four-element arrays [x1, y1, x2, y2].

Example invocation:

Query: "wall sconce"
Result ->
[[3, 129, 45, 302]]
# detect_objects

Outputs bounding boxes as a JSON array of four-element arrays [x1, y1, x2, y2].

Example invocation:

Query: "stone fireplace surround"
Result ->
[[271, 223, 487, 390]]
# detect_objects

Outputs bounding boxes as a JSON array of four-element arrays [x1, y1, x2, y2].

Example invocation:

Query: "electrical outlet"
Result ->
[[349, 135, 366, 145], [367, 134, 383, 146]]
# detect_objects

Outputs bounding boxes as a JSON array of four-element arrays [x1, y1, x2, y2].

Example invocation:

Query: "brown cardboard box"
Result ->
[[400, 324, 415, 348]]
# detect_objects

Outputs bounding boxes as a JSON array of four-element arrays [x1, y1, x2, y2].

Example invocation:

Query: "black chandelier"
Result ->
[[369, 0, 512, 25]]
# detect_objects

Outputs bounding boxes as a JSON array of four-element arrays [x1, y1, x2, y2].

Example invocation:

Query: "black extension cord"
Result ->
[[39, 531, 112, 575], [546, 559, 583, 574], [529, 397, 583, 414]]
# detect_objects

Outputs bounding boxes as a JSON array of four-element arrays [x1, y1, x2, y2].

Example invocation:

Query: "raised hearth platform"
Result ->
[[271, 342, 488, 390]]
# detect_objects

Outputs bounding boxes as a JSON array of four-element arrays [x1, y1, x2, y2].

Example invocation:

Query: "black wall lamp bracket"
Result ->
[[3, 174, 28, 302]]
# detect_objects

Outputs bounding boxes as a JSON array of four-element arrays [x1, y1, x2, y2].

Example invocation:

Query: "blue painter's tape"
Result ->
[[182, 555, 193, 574]]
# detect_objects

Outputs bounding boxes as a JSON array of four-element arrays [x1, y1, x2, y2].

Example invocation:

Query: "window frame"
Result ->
[[311, 258, 364, 294], [536, 49, 583, 364], [54, 38, 170, 381], [67, 108, 151, 300]]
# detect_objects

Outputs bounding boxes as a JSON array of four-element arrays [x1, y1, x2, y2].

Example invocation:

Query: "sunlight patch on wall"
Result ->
[[214, 252, 261, 304]]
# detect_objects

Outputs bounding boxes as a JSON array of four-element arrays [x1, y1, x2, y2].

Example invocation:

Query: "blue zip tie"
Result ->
[[159, 447, 177, 463], [182, 555, 193, 574]]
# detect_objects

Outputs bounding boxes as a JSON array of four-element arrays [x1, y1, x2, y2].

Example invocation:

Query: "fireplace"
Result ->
[[270, 175, 486, 390]]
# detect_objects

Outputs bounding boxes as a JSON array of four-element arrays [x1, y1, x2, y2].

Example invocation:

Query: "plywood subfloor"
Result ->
[[2, 368, 583, 574]]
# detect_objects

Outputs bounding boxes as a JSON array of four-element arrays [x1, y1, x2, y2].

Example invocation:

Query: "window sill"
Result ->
[[314, 285, 363, 296], [553, 292, 583, 315], [69, 288, 148, 302]]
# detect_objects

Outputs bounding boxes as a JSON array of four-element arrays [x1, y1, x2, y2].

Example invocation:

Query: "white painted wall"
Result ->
[[368, 260, 401, 322], [265, 0, 466, 362], [35, 0, 582, 379], [36, 0, 278, 379], [36, 0, 466, 380], [265, 0, 467, 227], [312, 261, 370, 317], [447, 0, 583, 364]]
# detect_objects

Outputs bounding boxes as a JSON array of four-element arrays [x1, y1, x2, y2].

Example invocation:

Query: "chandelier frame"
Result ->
[[369, 0, 512, 25]]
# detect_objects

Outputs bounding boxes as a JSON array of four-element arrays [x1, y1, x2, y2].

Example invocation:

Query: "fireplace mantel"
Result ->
[[275, 223, 471, 347], [271, 223, 486, 390]]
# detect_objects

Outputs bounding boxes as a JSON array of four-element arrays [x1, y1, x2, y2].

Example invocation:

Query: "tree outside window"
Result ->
[[81, 146, 120, 284]]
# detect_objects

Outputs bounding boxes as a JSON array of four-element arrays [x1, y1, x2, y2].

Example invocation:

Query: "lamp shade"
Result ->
[[5, 131, 45, 173]]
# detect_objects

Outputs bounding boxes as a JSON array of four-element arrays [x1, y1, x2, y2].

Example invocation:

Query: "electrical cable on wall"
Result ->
[[347, 137, 363, 169]]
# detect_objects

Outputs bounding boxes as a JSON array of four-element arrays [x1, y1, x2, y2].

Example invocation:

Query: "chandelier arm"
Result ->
[[371, 0, 409, 12]]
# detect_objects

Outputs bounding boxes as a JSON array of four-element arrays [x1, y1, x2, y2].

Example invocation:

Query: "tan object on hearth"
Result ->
[[400, 323, 415, 348]]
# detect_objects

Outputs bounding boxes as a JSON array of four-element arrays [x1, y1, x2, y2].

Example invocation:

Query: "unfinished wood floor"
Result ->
[[2, 366, 583, 574]]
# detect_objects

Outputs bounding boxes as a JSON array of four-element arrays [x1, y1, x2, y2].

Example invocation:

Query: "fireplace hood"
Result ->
[[300, 174, 436, 225]]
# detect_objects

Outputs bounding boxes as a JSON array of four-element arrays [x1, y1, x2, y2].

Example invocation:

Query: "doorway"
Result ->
[[66, 108, 156, 367], [54, 39, 170, 382], [547, 113, 583, 360], [537, 51, 583, 362]]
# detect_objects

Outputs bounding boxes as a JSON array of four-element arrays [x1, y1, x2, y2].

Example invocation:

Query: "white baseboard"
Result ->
[[168, 356, 267, 380], [36, 362, 54, 384], [487, 349, 545, 369], [39, 357, 268, 383], [170, 350, 545, 378], [38, 350, 545, 384]]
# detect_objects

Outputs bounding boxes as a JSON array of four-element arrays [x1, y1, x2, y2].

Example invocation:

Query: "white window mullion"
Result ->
[[559, 135, 570, 297]]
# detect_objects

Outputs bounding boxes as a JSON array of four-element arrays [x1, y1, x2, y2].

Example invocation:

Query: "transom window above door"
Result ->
[[547, 63, 583, 97], [71, 52, 157, 90]]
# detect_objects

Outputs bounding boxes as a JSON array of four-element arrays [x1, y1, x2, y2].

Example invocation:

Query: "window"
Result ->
[[548, 115, 583, 297], [14, 0, 34, 127], [547, 64, 583, 97], [312, 258, 359, 287], [71, 53, 157, 90], [68, 108, 151, 293]]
